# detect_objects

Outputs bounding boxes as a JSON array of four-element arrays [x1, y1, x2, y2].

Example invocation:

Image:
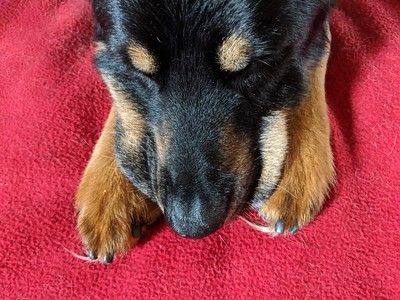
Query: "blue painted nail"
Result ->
[[275, 220, 285, 234], [88, 251, 97, 261], [290, 226, 299, 234], [102, 253, 113, 264]]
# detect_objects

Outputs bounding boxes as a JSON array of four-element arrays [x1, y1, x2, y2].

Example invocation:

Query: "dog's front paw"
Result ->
[[78, 204, 133, 264], [257, 144, 335, 235], [256, 48, 335, 235], [77, 186, 161, 264], [77, 195, 161, 265], [258, 188, 318, 235], [75, 108, 161, 263]]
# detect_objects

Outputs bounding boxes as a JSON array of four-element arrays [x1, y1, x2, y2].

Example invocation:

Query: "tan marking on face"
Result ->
[[153, 122, 172, 210], [127, 43, 158, 74], [154, 122, 172, 167], [94, 41, 107, 55], [223, 126, 253, 177], [218, 33, 251, 72], [101, 74, 146, 151], [222, 125, 255, 220]]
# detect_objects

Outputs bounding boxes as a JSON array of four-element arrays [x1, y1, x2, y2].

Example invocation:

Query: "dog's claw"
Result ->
[[275, 221, 299, 235], [131, 224, 142, 238], [102, 253, 114, 265], [88, 250, 97, 261], [289, 225, 299, 234], [275, 220, 285, 234]]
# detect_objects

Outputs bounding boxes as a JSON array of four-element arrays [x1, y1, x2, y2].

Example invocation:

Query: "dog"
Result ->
[[76, 0, 336, 264]]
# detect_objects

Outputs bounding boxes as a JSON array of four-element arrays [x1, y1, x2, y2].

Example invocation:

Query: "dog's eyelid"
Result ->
[[126, 43, 158, 75]]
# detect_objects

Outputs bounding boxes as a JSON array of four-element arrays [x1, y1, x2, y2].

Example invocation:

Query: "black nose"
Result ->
[[164, 193, 228, 239], [159, 145, 233, 238]]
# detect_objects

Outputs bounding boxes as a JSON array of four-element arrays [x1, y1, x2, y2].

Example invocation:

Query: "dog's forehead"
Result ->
[[104, 0, 258, 75], [113, 0, 254, 45]]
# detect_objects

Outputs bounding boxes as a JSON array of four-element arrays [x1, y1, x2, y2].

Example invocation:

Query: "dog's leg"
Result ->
[[76, 108, 161, 263], [258, 43, 335, 234]]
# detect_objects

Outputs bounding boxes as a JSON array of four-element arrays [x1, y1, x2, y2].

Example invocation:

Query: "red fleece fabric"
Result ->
[[1, 0, 399, 298]]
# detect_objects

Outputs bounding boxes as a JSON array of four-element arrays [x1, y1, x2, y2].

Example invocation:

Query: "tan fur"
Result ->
[[223, 125, 253, 178], [76, 108, 161, 260], [218, 33, 251, 72], [127, 43, 158, 74], [222, 125, 254, 219], [154, 122, 172, 167], [256, 110, 289, 201], [101, 75, 146, 153], [152, 123, 172, 210], [94, 41, 106, 55], [259, 35, 335, 232]]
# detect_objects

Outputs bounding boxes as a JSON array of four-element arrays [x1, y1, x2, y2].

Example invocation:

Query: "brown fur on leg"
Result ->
[[76, 108, 161, 261], [259, 39, 335, 233]]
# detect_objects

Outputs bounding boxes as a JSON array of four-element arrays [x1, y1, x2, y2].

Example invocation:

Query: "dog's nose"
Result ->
[[164, 193, 227, 239]]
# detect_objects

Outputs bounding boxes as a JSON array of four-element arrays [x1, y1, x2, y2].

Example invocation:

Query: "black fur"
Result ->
[[92, 0, 333, 238]]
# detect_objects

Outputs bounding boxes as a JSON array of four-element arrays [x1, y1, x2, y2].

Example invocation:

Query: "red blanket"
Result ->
[[1, 0, 399, 298]]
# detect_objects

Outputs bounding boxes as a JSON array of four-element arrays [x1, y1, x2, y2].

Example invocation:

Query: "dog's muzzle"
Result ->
[[163, 192, 229, 239], [160, 166, 232, 238]]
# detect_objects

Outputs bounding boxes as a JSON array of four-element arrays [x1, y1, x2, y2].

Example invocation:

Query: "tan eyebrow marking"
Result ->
[[127, 43, 158, 74], [217, 33, 251, 72]]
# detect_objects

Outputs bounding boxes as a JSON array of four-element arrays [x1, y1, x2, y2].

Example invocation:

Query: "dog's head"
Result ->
[[92, 0, 333, 238]]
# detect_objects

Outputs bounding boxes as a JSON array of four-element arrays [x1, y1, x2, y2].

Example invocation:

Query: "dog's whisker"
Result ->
[[62, 245, 95, 262], [101, 155, 117, 159], [239, 216, 277, 235], [257, 59, 272, 67], [256, 178, 297, 199], [274, 183, 297, 198], [217, 234, 227, 245]]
